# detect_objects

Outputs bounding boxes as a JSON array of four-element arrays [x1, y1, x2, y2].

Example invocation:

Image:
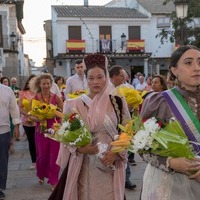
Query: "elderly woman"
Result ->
[[29, 73, 63, 190], [140, 45, 200, 200], [50, 54, 131, 200], [151, 74, 167, 92]]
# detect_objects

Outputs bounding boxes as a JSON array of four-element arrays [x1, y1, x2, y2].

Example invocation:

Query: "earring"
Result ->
[[174, 75, 181, 87]]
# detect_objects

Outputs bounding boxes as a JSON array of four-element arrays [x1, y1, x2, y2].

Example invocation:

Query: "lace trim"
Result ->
[[104, 115, 118, 141]]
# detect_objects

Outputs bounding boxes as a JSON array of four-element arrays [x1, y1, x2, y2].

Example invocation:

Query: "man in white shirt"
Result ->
[[51, 82, 62, 98], [64, 59, 87, 99], [0, 84, 21, 200], [135, 75, 147, 91], [109, 65, 136, 190]]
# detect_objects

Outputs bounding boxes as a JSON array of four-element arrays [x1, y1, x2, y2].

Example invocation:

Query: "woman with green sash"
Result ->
[[140, 45, 200, 200]]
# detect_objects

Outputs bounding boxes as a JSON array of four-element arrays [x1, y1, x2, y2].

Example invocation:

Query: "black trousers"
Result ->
[[0, 132, 10, 190], [23, 126, 36, 163]]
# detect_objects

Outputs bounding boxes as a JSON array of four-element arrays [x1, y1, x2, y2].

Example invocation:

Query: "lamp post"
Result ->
[[121, 33, 126, 50], [10, 32, 16, 51], [174, 0, 188, 45]]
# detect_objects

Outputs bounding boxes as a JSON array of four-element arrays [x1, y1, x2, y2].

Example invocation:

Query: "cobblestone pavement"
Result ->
[[5, 136, 146, 200]]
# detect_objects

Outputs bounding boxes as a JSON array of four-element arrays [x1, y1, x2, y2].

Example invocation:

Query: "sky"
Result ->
[[23, 0, 111, 67]]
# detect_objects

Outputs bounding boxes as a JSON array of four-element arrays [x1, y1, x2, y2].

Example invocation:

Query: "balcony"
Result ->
[[65, 39, 146, 55], [99, 39, 113, 53]]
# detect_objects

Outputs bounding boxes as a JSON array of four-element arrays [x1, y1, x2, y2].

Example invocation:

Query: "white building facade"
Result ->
[[50, 0, 175, 79]]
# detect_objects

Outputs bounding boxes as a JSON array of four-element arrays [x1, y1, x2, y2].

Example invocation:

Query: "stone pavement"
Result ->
[[5, 137, 146, 200]]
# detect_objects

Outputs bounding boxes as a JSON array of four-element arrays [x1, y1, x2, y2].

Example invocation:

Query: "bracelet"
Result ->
[[166, 157, 172, 169], [27, 112, 31, 117]]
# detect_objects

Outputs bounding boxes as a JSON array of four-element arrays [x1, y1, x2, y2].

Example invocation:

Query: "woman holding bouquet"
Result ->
[[52, 54, 131, 200], [18, 75, 37, 169], [29, 73, 63, 189], [140, 45, 200, 200]]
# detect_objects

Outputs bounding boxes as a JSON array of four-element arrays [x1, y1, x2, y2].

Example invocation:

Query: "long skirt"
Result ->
[[141, 163, 200, 200]]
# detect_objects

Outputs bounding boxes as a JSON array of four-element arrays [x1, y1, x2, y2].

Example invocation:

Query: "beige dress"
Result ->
[[57, 95, 131, 200]]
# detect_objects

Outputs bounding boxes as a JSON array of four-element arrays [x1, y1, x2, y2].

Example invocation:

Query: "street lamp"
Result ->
[[121, 33, 126, 50], [174, 0, 188, 45], [174, 0, 188, 19], [10, 32, 16, 51]]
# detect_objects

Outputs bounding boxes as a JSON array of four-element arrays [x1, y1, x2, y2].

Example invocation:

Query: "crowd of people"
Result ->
[[0, 44, 199, 200]]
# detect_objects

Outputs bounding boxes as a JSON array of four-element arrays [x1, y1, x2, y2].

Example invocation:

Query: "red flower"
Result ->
[[69, 113, 77, 122], [142, 119, 148, 123], [157, 121, 163, 128]]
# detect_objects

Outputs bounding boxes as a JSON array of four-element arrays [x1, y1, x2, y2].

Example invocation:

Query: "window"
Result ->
[[193, 18, 200, 28], [68, 26, 82, 53], [128, 26, 140, 39], [99, 26, 112, 52], [68, 26, 81, 39], [128, 26, 144, 52], [157, 17, 170, 28]]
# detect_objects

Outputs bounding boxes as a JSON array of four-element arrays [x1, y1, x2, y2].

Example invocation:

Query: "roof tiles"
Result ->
[[53, 6, 148, 19]]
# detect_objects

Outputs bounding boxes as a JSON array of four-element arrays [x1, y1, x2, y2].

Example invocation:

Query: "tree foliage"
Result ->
[[157, 0, 200, 47]]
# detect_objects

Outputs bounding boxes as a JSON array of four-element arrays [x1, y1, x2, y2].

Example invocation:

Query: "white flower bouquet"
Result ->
[[111, 117, 195, 159], [45, 113, 92, 147], [131, 117, 195, 159]]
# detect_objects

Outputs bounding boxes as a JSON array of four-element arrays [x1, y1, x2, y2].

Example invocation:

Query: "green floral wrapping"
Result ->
[[45, 113, 93, 148], [151, 120, 195, 159], [55, 127, 92, 147], [130, 118, 195, 159]]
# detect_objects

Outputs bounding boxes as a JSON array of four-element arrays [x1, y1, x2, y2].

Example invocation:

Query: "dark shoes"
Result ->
[[0, 191, 5, 200], [125, 180, 136, 190], [128, 159, 136, 166]]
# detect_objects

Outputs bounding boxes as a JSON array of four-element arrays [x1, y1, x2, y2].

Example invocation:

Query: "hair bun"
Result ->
[[84, 54, 106, 69]]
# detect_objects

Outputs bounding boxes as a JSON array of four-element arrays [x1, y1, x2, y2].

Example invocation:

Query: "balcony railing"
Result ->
[[66, 39, 145, 53]]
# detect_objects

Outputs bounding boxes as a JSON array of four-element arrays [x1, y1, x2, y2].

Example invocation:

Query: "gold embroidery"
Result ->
[[110, 95, 121, 124]]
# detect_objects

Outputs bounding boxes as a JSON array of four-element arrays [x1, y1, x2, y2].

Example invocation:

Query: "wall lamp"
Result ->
[[121, 33, 126, 50], [10, 32, 16, 51]]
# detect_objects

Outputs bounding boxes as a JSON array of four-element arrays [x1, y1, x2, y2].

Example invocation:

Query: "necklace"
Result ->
[[41, 92, 51, 104]]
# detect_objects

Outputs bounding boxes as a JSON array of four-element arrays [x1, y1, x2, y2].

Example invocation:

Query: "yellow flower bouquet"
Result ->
[[68, 89, 88, 99], [29, 99, 59, 130], [22, 98, 31, 112], [116, 86, 143, 109], [111, 119, 136, 153]]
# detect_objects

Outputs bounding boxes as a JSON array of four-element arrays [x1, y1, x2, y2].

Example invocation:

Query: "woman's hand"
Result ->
[[29, 115, 43, 123], [101, 151, 117, 166], [188, 157, 200, 182], [169, 157, 200, 175], [77, 143, 99, 155]]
